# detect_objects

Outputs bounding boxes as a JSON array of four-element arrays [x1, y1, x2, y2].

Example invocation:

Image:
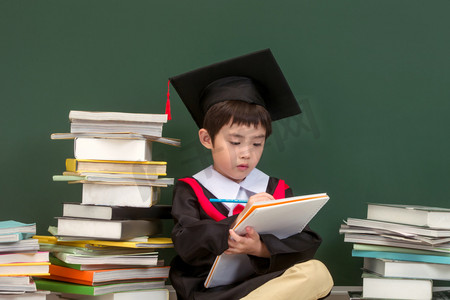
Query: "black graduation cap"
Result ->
[[169, 49, 301, 128]]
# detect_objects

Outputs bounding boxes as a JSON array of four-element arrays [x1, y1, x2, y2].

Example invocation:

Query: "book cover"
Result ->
[[205, 193, 329, 288]]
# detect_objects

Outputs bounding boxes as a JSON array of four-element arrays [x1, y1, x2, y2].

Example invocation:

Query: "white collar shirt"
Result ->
[[193, 165, 270, 217]]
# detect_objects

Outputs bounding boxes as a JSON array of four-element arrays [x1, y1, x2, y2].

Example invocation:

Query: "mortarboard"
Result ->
[[169, 49, 301, 128]]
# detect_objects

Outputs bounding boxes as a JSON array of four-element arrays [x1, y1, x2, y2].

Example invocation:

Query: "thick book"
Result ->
[[53, 251, 159, 266], [47, 264, 170, 285], [62, 203, 172, 220], [49, 255, 163, 271], [363, 257, 450, 280], [367, 203, 450, 229], [339, 224, 450, 246], [352, 245, 450, 265], [51, 132, 181, 147], [56, 218, 162, 240], [34, 278, 165, 296], [0, 220, 36, 236], [82, 183, 160, 207], [345, 217, 450, 238], [54, 174, 174, 186], [68, 110, 168, 123], [77, 288, 169, 300], [344, 232, 450, 253], [204, 193, 329, 288], [362, 272, 432, 300], [0, 239, 40, 253], [63, 171, 158, 180], [74, 137, 152, 161], [66, 158, 167, 176], [0, 262, 50, 276], [0, 251, 49, 264]]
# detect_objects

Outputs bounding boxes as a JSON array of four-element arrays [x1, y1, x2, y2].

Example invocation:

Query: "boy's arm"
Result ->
[[248, 185, 322, 273], [171, 180, 237, 264]]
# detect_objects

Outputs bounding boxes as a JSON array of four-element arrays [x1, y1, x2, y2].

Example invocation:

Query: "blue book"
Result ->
[[0, 220, 36, 243], [352, 249, 450, 265]]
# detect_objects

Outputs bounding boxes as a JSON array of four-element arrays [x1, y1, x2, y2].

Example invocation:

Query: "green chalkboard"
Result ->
[[1, 0, 449, 286]]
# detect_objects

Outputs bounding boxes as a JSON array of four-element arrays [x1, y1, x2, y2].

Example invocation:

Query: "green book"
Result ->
[[34, 278, 165, 296]]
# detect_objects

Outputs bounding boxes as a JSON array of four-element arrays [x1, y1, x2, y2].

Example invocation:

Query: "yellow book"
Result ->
[[65, 158, 167, 176]]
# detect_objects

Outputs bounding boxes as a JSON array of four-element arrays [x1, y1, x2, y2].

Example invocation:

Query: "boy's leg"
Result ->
[[240, 259, 333, 300]]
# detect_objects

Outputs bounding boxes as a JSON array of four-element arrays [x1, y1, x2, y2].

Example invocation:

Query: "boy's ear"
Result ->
[[198, 128, 213, 149]]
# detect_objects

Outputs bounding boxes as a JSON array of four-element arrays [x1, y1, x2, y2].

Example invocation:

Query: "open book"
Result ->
[[204, 193, 329, 288]]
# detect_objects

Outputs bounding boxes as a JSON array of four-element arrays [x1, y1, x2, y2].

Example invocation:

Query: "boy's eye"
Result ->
[[253, 143, 262, 147], [229, 141, 240, 145]]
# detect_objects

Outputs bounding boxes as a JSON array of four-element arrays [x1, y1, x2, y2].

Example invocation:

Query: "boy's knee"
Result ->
[[291, 259, 334, 299]]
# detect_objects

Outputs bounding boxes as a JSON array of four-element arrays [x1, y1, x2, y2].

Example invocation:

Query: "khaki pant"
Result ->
[[241, 260, 333, 300]]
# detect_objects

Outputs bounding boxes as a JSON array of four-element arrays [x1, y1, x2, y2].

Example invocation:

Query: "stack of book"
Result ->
[[36, 110, 179, 298], [0, 220, 50, 299], [340, 203, 450, 300]]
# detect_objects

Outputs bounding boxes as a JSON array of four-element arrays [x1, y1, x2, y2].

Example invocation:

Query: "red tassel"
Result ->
[[165, 80, 172, 121]]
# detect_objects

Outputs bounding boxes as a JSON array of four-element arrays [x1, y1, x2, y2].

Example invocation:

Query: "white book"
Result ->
[[77, 288, 169, 300], [82, 183, 160, 207], [362, 273, 432, 300], [74, 138, 152, 161], [205, 193, 329, 288], [0, 291, 49, 300], [345, 217, 450, 238], [56, 218, 161, 240], [368, 203, 450, 229], [364, 257, 450, 280], [69, 110, 168, 123], [0, 251, 49, 264]]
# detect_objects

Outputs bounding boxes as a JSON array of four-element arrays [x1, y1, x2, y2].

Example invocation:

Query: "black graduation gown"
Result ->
[[169, 177, 322, 300]]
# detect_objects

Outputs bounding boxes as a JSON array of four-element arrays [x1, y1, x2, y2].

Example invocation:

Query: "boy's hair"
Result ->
[[202, 100, 272, 143]]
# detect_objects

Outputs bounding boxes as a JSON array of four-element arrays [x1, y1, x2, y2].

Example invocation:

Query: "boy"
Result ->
[[168, 49, 333, 300]]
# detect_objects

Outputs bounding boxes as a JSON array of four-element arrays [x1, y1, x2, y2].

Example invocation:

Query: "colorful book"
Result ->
[[34, 278, 165, 296], [0, 220, 36, 237], [65, 158, 167, 175], [47, 264, 169, 285]]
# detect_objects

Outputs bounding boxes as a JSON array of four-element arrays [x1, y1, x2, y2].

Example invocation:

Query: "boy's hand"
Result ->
[[224, 226, 270, 257], [231, 192, 274, 227]]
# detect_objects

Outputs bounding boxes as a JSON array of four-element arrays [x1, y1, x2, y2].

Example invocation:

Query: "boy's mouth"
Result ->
[[237, 164, 249, 171]]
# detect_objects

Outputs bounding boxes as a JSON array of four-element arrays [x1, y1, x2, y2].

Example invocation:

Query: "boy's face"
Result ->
[[200, 122, 266, 183]]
